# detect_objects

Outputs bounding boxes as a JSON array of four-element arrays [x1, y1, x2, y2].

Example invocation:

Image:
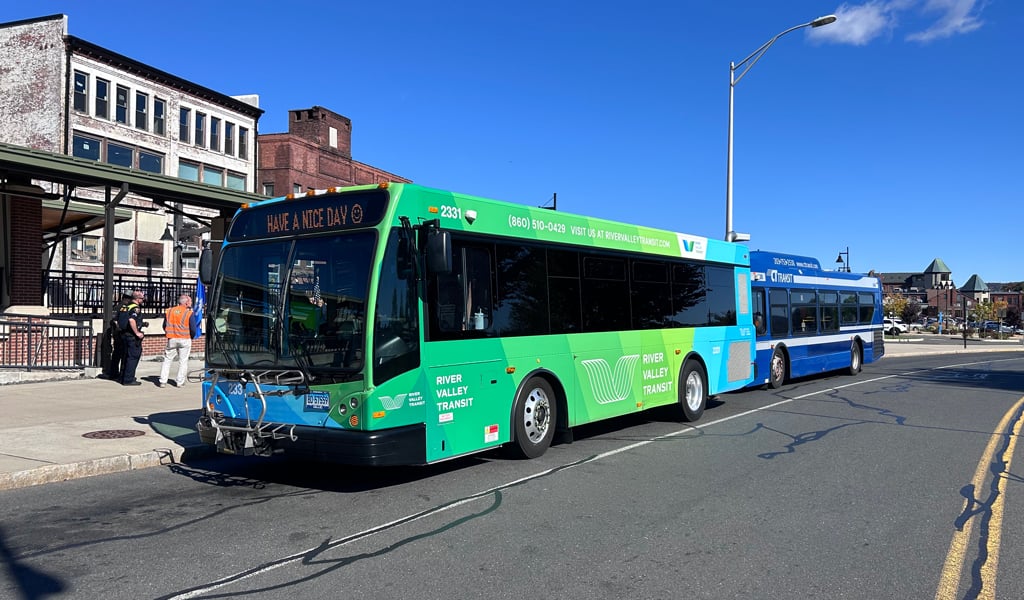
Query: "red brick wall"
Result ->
[[10, 196, 43, 306], [142, 334, 205, 356]]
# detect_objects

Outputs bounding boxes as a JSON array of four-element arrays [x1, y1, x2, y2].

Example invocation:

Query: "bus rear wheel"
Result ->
[[510, 377, 557, 459], [768, 348, 786, 389], [848, 342, 862, 375], [679, 361, 707, 422]]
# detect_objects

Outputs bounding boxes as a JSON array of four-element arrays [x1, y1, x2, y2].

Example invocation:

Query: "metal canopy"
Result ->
[[0, 140, 262, 211], [0, 139, 264, 341]]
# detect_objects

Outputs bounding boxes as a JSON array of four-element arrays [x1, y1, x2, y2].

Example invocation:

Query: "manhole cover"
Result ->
[[82, 429, 146, 439]]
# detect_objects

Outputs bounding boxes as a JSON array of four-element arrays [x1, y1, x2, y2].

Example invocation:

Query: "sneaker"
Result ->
[[175, 381, 186, 388], [156, 381, 164, 388], [123, 381, 142, 386]]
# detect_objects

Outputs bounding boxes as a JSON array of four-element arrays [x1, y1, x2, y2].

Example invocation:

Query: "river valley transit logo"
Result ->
[[580, 354, 641, 404]]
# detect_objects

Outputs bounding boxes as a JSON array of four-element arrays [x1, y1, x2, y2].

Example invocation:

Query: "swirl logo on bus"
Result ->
[[580, 355, 641, 404]]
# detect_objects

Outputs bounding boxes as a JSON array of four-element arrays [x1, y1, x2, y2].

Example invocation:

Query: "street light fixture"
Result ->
[[835, 246, 850, 272], [725, 14, 837, 242]]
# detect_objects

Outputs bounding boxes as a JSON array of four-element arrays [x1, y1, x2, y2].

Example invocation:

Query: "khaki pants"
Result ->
[[159, 337, 192, 386]]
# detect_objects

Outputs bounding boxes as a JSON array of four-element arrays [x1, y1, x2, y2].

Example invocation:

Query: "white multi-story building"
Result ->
[[0, 13, 263, 288]]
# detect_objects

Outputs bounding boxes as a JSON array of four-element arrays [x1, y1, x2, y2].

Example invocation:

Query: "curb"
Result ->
[[0, 443, 214, 492]]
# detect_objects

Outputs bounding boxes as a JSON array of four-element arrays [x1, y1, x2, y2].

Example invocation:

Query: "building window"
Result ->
[[238, 127, 249, 160], [73, 71, 88, 113], [224, 122, 234, 156], [178, 160, 200, 181], [226, 171, 246, 191], [72, 134, 101, 161], [95, 79, 110, 119], [135, 241, 164, 269], [135, 92, 148, 131], [210, 116, 221, 152], [153, 98, 166, 136], [195, 112, 206, 147], [179, 108, 191, 143], [202, 166, 224, 186], [139, 151, 163, 174], [262, 182, 274, 196], [183, 243, 200, 270], [115, 239, 132, 265], [70, 235, 100, 262], [107, 143, 133, 168], [115, 85, 129, 124], [293, 183, 302, 195]]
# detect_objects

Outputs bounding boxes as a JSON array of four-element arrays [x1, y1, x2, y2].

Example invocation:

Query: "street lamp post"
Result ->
[[835, 247, 850, 272], [725, 14, 837, 242]]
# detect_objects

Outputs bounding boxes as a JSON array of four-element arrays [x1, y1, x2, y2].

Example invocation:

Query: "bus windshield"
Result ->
[[207, 231, 375, 376]]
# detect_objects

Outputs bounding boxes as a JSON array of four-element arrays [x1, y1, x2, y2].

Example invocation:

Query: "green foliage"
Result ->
[[884, 293, 909, 319]]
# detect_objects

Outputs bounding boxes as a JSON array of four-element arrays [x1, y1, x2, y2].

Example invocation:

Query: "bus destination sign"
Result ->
[[228, 191, 388, 241]]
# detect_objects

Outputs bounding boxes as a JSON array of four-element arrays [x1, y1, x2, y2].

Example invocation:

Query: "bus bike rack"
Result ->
[[201, 368, 307, 455]]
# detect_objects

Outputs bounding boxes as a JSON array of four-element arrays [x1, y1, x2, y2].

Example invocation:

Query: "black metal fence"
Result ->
[[0, 313, 95, 370], [45, 272, 199, 318]]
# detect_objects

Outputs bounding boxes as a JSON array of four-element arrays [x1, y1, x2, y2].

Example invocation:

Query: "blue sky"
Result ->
[[4, 1, 1021, 283]]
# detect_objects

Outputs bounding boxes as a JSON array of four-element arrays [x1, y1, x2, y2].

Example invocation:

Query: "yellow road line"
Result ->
[[935, 395, 1024, 600], [978, 403, 1023, 599]]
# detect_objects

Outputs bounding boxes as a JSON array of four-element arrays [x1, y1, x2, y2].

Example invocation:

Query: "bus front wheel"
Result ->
[[679, 361, 707, 422], [769, 348, 786, 389], [510, 377, 557, 459]]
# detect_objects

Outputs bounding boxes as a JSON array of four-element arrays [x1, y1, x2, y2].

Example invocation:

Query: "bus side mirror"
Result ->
[[199, 249, 213, 285], [426, 230, 452, 274]]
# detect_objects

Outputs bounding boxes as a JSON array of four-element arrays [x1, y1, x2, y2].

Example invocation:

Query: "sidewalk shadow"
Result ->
[[132, 410, 202, 446]]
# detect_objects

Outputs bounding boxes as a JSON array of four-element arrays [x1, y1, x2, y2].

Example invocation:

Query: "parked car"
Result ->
[[883, 318, 908, 335]]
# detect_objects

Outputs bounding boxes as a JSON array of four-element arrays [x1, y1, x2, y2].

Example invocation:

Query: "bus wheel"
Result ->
[[768, 348, 786, 389], [679, 361, 707, 422], [511, 377, 557, 459], [848, 342, 862, 375]]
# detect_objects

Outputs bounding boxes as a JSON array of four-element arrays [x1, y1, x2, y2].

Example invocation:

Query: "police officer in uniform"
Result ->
[[120, 290, 146, 386], [104, 291, 134, 380]]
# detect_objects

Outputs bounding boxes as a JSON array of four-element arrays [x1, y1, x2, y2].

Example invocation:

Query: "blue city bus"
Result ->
[[748, 251, 883, 388]]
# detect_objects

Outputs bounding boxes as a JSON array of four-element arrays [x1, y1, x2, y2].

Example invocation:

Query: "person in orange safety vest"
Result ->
[[158, 294, 196, 388]]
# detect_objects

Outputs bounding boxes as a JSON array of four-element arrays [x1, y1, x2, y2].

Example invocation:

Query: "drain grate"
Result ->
[[82, 429, 146, 439]]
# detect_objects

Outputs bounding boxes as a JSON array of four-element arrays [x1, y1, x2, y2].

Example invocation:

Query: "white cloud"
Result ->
[[806, 0, 985, 45], [906, 0, 985, 42], [808, 2, 897, 46]]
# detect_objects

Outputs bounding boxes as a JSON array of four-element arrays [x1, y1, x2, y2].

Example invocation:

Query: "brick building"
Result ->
[[258, 106, 409, 196]]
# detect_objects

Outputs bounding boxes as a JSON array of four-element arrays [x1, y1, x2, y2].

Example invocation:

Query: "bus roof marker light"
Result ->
[[465, 210, 477, 224]]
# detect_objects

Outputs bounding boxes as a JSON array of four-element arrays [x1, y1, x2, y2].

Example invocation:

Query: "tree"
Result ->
[[883, 293, 908, 320]]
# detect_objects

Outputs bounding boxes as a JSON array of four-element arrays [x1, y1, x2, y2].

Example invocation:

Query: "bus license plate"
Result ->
[[304, 391, 330, 412]]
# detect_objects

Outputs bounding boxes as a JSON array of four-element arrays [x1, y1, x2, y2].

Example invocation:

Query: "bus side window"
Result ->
[[752, 289, 767, 336], [433, 244, 493, 336]]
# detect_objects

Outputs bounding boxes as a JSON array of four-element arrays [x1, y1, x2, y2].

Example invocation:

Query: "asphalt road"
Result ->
[[2, 351, 1023, 599]]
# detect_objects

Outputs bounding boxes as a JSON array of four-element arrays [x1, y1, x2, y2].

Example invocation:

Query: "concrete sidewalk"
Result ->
[[0, 356, 210, 491], [0, 339, 1022, 491]]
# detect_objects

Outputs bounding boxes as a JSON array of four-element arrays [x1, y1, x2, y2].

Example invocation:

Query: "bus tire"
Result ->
[[679, 361, 707, 422], [768, 348, 786, 389], [510, 376, 557, 459], [848, 341, 862, 375]]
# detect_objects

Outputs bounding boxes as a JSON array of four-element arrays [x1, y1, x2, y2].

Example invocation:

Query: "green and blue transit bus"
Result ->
[[747, 250, 884, 389], [196, 183, 755, 465]]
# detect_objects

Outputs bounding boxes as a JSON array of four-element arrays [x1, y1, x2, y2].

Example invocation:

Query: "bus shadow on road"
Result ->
[[170, 451, 491, 493]]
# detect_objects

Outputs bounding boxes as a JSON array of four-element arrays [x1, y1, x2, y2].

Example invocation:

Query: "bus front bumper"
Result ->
[[197, 414, 426, 466]]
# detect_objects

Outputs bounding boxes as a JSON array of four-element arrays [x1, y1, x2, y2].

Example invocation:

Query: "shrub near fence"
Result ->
[[0, 314, 94, 370]]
